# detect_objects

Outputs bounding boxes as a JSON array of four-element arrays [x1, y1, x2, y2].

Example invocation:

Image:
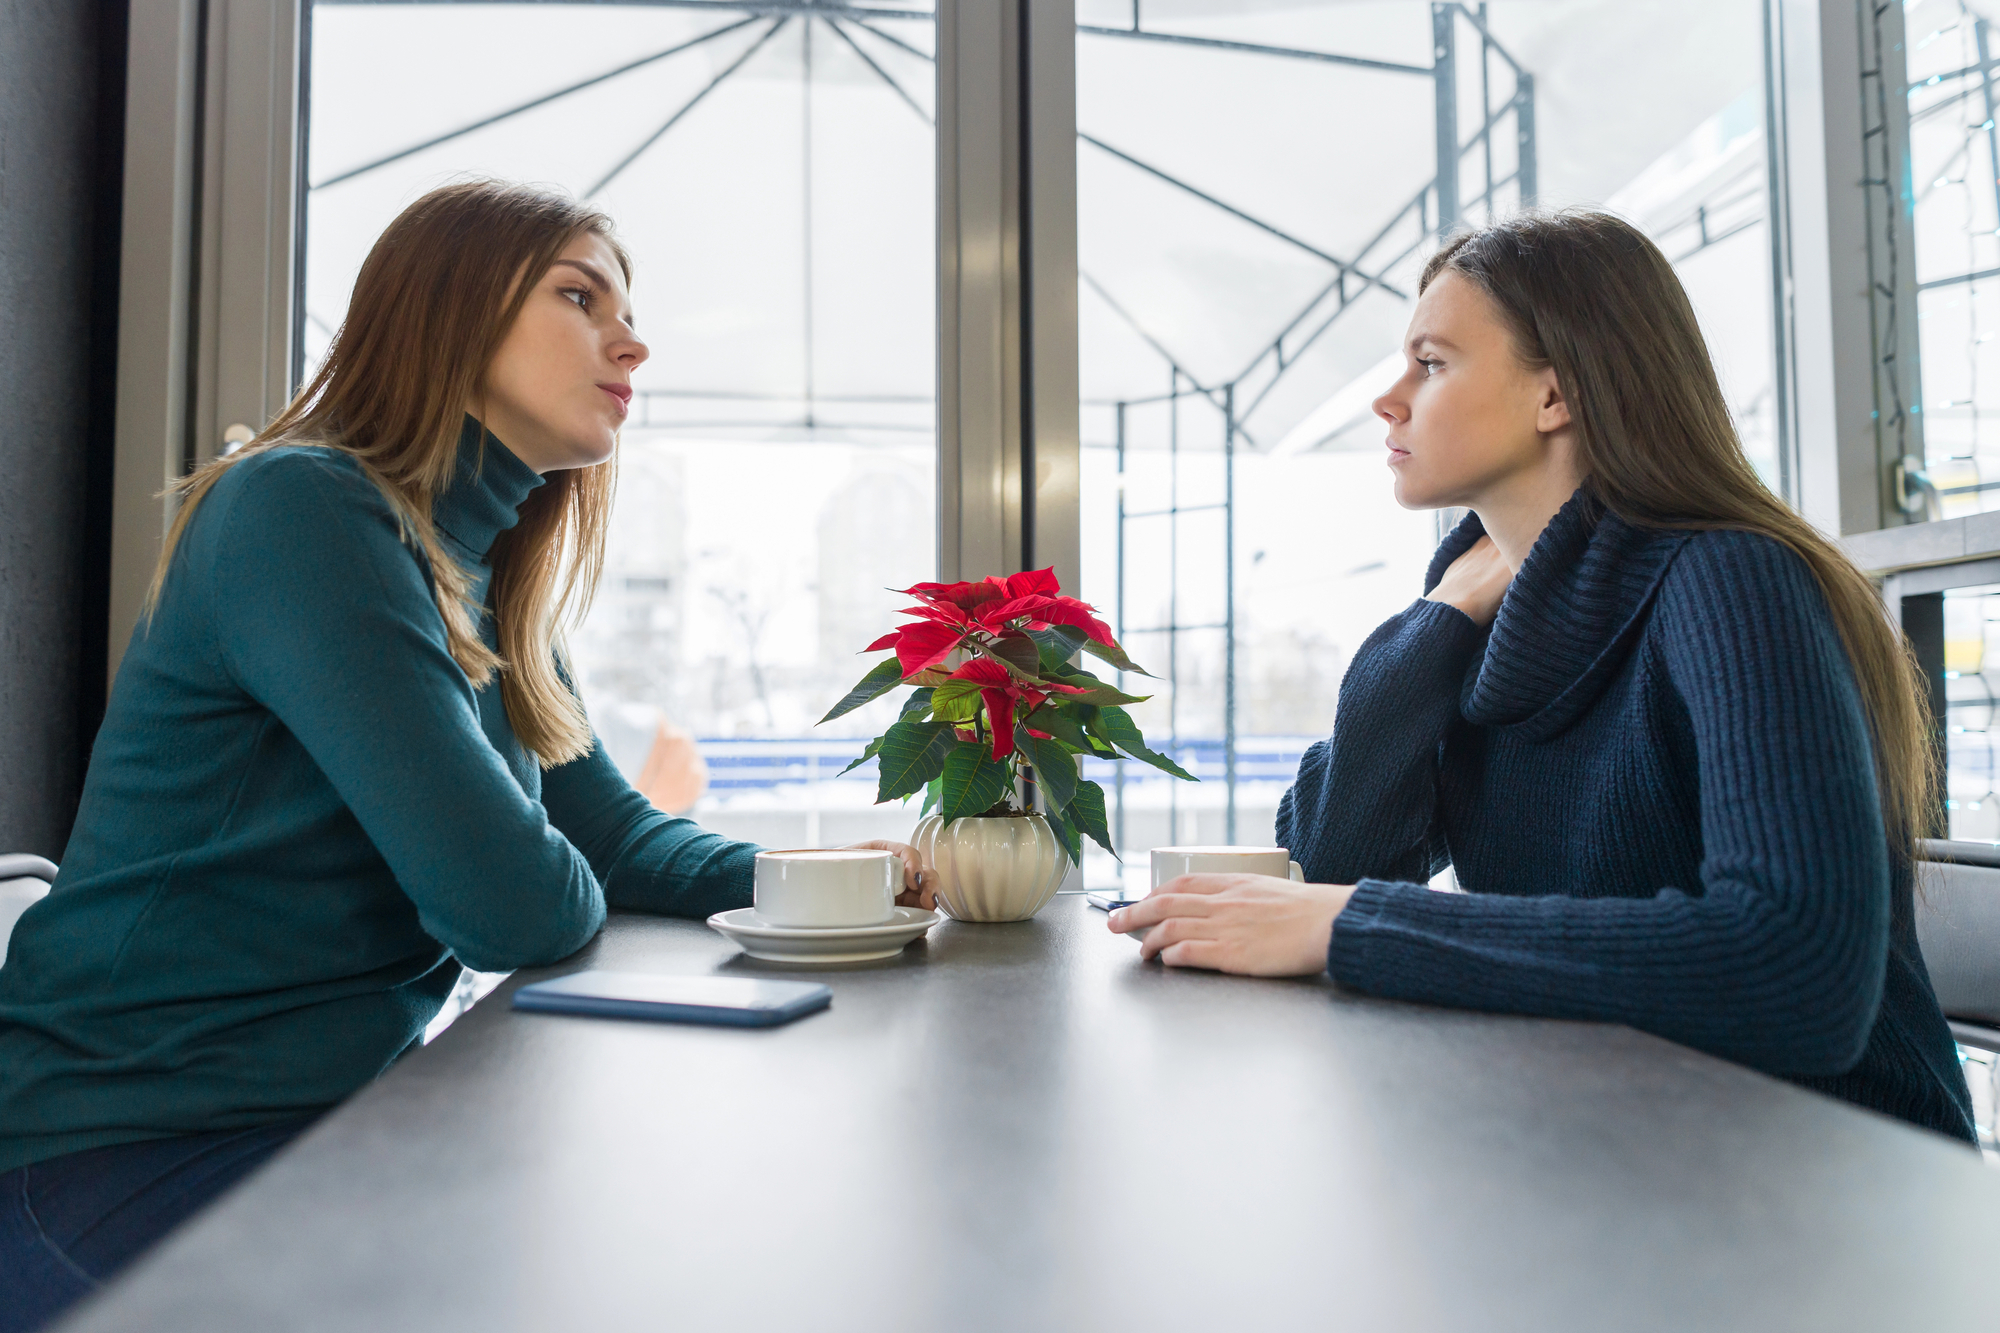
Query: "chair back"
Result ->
[[1914, 841, 2000, 1026], [0, 854, 58, 967]]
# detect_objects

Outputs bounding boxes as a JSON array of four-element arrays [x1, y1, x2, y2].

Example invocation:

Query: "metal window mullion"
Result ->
[[108, 0, 206, 684], [1774, 0, 1916, 537], [108, 0, 301, 679], [935, 0, 1078, 590], [198, 0, 302, 469]]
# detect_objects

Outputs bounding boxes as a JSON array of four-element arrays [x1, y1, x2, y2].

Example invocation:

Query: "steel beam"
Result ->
[[1432, 3, 1459, 232]]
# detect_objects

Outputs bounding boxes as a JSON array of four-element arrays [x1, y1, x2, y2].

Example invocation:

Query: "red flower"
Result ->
[[980, 593, 1116, 646], [948, 659, 1025, 760], [868, 568, 1120, 686], [947, 658, 1089, 761]]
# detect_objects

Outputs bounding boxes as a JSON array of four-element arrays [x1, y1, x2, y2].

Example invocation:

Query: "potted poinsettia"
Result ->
[[819, 568, 1195, 921]]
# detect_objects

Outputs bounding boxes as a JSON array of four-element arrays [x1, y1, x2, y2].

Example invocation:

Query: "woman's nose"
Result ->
[[617, 336, 650, 369], [1373, 391, 1403, 424]]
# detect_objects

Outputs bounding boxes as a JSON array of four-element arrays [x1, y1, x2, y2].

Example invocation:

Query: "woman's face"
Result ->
[[475, 232, 648, 474], [1371, 269, 1571, 510]]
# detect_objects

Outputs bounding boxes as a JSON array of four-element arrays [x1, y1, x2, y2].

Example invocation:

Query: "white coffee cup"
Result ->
[[753, 849, 900, 928], [1151, 846, 1305, 890]]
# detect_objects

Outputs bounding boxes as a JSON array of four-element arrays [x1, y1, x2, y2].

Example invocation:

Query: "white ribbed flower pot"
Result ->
[[913, 813, 1068, 922]]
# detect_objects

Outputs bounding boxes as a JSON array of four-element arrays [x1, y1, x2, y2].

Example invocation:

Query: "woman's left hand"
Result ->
[[844, 840, 937, 911], [1106, 874, 1357, 976]]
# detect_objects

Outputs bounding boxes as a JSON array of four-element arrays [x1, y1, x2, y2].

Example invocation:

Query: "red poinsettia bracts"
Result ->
[[868, 568, 1119, 681], [944, 659, 1087, 761], [820, 563, 1189, 860]]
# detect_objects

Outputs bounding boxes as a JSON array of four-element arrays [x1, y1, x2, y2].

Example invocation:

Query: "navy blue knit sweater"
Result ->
[[1277, 493, 1976, 1142]]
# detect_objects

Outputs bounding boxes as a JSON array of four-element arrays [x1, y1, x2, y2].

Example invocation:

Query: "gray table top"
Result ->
[[60, 896, 2000, 1333]]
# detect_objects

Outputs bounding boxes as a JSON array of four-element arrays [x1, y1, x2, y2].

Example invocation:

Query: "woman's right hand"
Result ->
[[1425, 534, 1513, 626]]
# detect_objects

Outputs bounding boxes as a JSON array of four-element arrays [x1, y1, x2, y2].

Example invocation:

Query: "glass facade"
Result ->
[[1073, 0, 1772, 890], [1909, 0, 2000, 518], [304, 1, 937, 849]]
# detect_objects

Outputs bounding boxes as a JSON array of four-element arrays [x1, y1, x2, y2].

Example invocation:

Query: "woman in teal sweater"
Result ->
[[0, 180, 930, 1330]]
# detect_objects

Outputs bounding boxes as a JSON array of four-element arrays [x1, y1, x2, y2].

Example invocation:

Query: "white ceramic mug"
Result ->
[[1150, 846, 1305, 890], [753, 849, 900, 928]]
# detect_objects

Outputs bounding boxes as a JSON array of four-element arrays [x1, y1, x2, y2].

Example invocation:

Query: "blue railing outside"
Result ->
[[696, 737, 1319, 791]]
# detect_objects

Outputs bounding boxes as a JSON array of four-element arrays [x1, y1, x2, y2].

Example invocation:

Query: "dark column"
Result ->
[[1900, 590, 1949, 840], [0, 1, 126, 859]]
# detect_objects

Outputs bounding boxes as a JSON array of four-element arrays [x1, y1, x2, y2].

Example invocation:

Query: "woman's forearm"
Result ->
[[1279, 598, 1485, 885]]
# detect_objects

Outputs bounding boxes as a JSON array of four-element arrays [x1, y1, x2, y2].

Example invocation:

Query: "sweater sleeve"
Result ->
[[200, 451, 607, 973], [1326, 534, 1890, 1079], [1276, 598, 1487, 884], [539, 733, 758, 919]]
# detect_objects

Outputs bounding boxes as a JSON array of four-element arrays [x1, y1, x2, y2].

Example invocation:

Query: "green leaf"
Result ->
[[1066, 780, 1117, 857], [989, 634, 1042, 675], [971, 639, 1040, 681], [1088, 705, 1197, 781], [1017, 724, 1078, 813], [929, 679, 984, 723], [1042, 801, 1082, 867], [838, 733, 887, 777], [876, 718, 958, 803], [1020, 703, 1096, 752], [1026, 624, 1089, 671], [820, 657, 905, 724], [1049, 674, 1151, 707], [1080, 636, 1153, 677], [939, 745, 1012, 822], [920, 774, 943, 816], [899, 687, 935, 720]]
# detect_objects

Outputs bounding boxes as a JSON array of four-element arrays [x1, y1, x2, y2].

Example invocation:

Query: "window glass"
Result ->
[[1908, 0, 2000, 519], [1942, 582, 2000, 839], [1073, 1, 1773, 891], [304, 1, 936, 847]]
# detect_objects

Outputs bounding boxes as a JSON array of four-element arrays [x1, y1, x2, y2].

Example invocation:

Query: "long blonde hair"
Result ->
[[1424, 210, 1938, 864], [148, 179, 623, 766]]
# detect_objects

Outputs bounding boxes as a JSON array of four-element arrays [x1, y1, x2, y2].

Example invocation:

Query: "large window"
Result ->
[[1072, 0, 1772, 890], [305, 1, 937, 848], [1909, 0, 2000, 519], [301, 2, 1785, 882]]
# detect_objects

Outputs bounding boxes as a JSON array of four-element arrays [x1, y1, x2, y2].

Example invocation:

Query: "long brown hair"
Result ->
[[1423, 209, 1937, 865], [148, 179, 624, 766]]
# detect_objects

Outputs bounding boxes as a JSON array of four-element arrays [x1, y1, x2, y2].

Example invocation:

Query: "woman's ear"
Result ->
[[1535, 367, 1572, 435]]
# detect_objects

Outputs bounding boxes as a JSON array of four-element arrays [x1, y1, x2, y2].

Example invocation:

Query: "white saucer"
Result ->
[[706, 906, 941, 963]]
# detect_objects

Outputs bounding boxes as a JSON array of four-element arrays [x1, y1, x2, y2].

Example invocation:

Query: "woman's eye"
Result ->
[[561, 286, 591, 312], [1418, 358, 1441, 377]]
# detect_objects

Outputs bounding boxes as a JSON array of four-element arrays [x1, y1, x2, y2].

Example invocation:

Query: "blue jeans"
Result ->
[[0, 1120, 312, 1333]]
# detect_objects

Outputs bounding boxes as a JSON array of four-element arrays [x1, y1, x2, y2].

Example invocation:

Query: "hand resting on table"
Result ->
[[1106, 873, 1356, 977]]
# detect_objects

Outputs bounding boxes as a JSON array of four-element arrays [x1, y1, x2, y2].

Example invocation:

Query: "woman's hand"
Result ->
[[1425, 533, 1513, 626], [844, 840, 937, 911], [1105, 874, 1357, 976]]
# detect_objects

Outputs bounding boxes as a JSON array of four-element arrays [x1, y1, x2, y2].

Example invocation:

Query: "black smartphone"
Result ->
[[511, 971, 832, 1027], [1086, 893, 1144, 912]]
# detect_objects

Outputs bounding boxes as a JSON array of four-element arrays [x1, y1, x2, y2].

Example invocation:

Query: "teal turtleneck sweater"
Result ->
[[0, 420, 758, 1172]]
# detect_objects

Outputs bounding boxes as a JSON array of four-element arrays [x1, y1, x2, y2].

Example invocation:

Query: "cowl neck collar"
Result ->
[[1427, 489, 1691, 740], [432, 415, 544, 561]]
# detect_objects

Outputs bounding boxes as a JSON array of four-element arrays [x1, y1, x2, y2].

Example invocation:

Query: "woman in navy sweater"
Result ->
[[1107, 210, 1976, 1142]]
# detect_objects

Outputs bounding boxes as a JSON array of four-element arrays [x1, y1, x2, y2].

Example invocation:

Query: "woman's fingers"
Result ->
[[1109, 892, 1219, 933], [1137, 914, 1200, 961], [843, 839, 939, 909], [1158, 938, 1228, 971], [1115, 877, 1358, 977], [845, 839, 928, 895]]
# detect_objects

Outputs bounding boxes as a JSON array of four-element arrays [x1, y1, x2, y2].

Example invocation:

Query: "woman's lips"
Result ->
[[598, 383, 632, 413], [1386, 443, 1410, 465]]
